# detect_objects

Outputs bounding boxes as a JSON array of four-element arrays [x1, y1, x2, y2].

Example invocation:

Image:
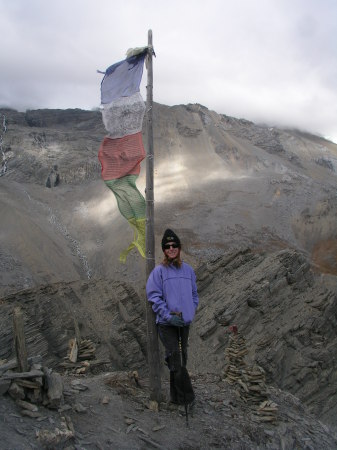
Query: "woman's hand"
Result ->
[[169, 315, 185, 327]]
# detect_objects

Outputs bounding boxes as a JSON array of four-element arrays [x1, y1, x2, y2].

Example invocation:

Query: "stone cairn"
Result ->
[[0, 310, 99, 415], [59, 337, 97, 375], [57, 318, 108, 375], [224, 325, 278, 423], [0, 308, 65, 418], [0, 308, 105, 448]]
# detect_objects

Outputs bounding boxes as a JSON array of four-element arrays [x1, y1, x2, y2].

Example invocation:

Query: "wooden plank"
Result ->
[[15, 379, 41, 389], [73, 318, 81, 347], [13, 307, 28, 372], [2, 369, 44, 380], [69, 338, 78, 363]]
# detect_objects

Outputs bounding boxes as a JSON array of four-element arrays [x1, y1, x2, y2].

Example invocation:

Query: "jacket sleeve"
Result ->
[[191, 269, 199, 311], [146, 267, 171, 322]]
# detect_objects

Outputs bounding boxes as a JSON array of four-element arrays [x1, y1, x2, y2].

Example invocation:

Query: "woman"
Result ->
[[146, 228, 199, 403]]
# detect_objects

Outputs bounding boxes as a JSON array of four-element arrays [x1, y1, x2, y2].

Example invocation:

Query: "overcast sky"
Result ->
[[0, 0, 336, 143]]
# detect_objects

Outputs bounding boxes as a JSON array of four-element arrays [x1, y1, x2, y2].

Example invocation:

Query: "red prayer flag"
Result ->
[[98, 132, 145, 181]]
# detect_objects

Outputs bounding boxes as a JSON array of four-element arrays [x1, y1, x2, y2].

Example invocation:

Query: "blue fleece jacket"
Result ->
[[146, 262, 199, 325]]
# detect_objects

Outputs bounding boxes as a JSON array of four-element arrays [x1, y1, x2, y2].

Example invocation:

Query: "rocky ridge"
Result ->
[[192, 248, 337, 427], [1, 104, 337, 291], [1, 248, 337, 430], [1, 104, 337, 448]]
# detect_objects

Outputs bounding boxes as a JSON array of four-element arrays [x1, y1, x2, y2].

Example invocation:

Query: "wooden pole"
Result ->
[[145, 29, 162, 402], [13, 307, 28, 372]]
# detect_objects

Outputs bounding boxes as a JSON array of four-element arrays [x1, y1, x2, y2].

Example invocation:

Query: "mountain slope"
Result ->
[[1, 105, 337, 444], [1, 104, 337, 295], [1, 247, 336, 428]]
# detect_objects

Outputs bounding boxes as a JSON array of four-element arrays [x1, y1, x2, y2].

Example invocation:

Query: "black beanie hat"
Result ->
[[161, 229, 181, 251]]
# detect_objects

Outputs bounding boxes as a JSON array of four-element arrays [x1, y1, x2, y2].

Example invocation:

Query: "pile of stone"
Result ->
[[77, 338, 96, 360], [67, 335, 96, 363], [59, 349, 108, 375], [0, 356, 64, 417], [104, 370, 140, 390], [59, 323, 99, 374], [104, 370, 144, 400], [36, 416, 74, 449], [224, 328, 248, 383], [254, 400, 279, 423], [0, 307, 64, 417], [223, 325, 278, 423], [238, 365, 268, 405]]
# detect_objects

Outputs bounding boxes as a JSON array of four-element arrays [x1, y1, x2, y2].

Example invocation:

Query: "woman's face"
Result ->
[[164, 241, 180, 260]]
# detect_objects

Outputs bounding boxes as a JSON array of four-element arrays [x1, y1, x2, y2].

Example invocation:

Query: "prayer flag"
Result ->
[[98, 132, 145, 180], [101, 53, 146, 104], [98, 49, 148, 262], [102, 92, 146, 139]]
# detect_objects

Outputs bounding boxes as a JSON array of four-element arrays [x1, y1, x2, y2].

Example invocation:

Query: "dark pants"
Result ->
[[158, 324, 190, 403]]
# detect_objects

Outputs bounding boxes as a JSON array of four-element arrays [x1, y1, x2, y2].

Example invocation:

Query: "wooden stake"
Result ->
[[13, 307, 28, 372], [145, 29, 162, 402], [69, 338, 78, 363], [73, 318, 81, 347]]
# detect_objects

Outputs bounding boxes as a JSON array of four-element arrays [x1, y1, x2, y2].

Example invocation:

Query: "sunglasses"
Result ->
[[164, 243, 179, 249]]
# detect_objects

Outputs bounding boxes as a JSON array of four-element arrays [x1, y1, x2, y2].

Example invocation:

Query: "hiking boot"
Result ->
[[167, 402, 179, 411], [177, 400, 195, 416]]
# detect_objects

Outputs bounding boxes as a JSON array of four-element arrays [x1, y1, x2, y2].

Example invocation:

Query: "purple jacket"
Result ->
[[146, 262, 199, 325]]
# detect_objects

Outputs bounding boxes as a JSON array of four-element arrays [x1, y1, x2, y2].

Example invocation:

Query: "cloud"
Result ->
[[0, 0, 336, 142]]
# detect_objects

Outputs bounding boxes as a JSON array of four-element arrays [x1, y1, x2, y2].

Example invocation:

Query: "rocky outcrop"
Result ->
[[0, 102, 337, 294], [46, 165, 60, 188], [24, 109, 102, 129], [1, 102, 337, 446], [220, 114, 286, 155], [191, 248, 337, 427], [0, 107, 105, 185], [1, 248, 337, 428], [0, 279, 147, 371]]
